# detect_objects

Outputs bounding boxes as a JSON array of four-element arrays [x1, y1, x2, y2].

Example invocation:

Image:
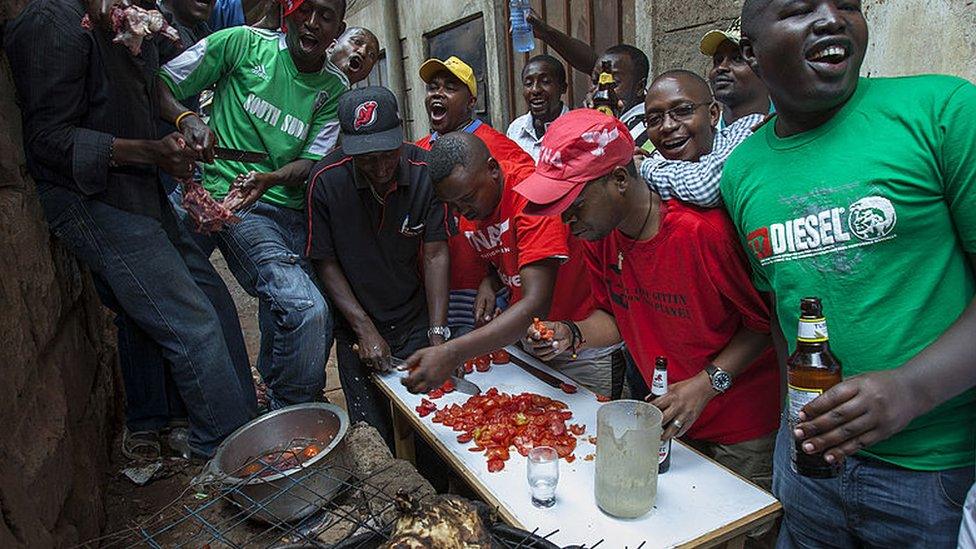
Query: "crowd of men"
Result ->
[[4, 0, 975, 546]]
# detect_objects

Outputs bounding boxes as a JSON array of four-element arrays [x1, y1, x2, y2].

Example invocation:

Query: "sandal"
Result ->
[[122, 428, 162, 461]]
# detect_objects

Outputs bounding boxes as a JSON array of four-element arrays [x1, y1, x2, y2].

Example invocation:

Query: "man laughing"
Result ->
[[723, 0, 976, 546]]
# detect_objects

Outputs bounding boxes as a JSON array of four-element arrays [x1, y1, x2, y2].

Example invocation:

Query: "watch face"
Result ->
[[713, 371, 733, 392]]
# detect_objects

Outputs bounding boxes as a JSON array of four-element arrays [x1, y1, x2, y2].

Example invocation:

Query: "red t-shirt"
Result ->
[[416, 122, 539, 291], [583, 200, 780, 444], [458, 168, 594, 322]]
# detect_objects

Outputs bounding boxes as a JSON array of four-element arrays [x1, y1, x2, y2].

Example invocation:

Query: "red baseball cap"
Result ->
[[514, 109, 635, 217]]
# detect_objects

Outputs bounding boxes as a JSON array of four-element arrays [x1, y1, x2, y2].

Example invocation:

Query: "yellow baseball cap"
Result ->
[[419, 56, 478, 98], [699, 17, 742, 56]]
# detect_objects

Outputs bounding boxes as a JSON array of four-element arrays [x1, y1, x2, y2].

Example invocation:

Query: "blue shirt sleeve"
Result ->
[[208, 0, 245, 31]]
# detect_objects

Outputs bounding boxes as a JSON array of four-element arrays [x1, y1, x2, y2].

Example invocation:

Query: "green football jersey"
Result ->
[[160, 27, 348, 209], [721, 76, 976, 471]]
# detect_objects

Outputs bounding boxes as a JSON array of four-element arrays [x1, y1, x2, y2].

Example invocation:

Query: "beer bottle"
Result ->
[[650, 356, 671, 474], [592, 61, 620, 118], [787, 297, 842, 478]]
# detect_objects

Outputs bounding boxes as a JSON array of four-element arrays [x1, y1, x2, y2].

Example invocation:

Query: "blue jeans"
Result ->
[[773, 416, 972, 548], [35, 182, 256, 456], [170, 193, 330, 409], [92, 259, 251, 433]]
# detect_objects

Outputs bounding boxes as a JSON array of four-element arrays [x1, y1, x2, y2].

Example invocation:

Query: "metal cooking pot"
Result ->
[[197, 402, 351, 523]]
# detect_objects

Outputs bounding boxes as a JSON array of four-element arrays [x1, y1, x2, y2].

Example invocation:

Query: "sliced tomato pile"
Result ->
[[532, 317, 554, 341], [430, 388, 583, 472], [462, 349, 510, 375]]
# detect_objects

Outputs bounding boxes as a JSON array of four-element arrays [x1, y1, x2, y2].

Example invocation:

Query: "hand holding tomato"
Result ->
[[522, 318, 572, 362]]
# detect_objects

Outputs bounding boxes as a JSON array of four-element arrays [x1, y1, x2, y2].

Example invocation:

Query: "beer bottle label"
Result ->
[[659, 439, 670, 463], [796, 317, 828, 342], [595, 105, 615, 117], [651, 369, 668, 396], [787, 384, 823, 425]]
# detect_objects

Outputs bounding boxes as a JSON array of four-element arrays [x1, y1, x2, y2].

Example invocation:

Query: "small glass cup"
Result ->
[[527, 446, 559, 508]]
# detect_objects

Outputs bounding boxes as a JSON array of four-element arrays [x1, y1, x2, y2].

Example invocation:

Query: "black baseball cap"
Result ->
[[338, 86, 404, 155]]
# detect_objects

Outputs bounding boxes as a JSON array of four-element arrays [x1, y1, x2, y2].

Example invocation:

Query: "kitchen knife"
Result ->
[[388, 356, 481, 395], [213, 147, 269, 163], [507, 351, 564, 389]]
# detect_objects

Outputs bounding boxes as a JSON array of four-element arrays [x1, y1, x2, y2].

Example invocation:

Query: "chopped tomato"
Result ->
[[487, 458, 505, 472], [596, 394, 611, 402], [490, 349, 510, 364], [474, 357, 491, 372], [456, 432, 473, 443], [565, 454, 576, 463], [428, 388, 445, 399], [441, 379, 455, 393], [560, 382, 578, 394], [463, 361, 475, 374], [558, 410, 573, 421], [569, 424, 586, 436]]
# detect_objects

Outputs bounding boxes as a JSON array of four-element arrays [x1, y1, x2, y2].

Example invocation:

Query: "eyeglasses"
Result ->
[[645, 102, 713, 128]]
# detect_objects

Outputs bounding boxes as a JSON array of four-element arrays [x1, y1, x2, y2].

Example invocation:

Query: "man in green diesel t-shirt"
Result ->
[[157, 0, 349, 409], [722, 1, 976, 547]]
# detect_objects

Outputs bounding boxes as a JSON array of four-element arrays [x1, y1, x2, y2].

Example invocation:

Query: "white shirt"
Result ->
[[505, 103, 570, 163]]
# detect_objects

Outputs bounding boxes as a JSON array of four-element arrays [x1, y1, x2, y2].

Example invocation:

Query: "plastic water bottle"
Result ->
[[510, 0, 535, 53]]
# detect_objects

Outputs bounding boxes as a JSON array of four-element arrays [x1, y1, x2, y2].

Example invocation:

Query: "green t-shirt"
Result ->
[[721, 75, 976, 471], [160, 27, 348, 209]]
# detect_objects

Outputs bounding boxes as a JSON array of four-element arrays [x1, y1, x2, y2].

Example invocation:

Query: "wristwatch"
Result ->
[[427, 325, 451, 340], [705, 364, 733, 393]]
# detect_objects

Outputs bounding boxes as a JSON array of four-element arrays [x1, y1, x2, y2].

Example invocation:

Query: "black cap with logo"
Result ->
[[338, 86, 404, 155]]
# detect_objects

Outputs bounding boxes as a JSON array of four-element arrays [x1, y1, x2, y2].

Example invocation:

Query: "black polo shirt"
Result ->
[[306, 143, 447, 337]]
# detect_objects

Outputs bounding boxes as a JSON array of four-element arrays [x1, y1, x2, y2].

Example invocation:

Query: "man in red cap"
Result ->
[[514, 108, 780, 492], [401, 130, 624, 398]]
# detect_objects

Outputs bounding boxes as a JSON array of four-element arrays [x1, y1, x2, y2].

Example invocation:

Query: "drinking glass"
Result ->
[[527, 446, 559, 508]]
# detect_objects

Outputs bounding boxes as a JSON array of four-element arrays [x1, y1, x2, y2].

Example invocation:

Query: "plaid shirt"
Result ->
[[639, 113, 766, 207]]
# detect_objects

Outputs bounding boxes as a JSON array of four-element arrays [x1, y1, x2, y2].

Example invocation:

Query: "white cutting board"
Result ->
[[374, 346, 779, 548]]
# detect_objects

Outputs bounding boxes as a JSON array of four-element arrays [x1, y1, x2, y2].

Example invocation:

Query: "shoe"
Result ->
[[122, 428, 162, 461]]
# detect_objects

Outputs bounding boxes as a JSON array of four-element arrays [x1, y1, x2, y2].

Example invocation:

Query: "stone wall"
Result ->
[[0, 0, 120, 546]]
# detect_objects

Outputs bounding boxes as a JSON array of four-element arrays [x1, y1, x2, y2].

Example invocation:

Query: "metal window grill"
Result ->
[[76, 437, 576, 549]]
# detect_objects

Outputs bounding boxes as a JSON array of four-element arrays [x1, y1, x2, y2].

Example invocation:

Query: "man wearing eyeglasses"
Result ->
[[637, 70, 766, 208]]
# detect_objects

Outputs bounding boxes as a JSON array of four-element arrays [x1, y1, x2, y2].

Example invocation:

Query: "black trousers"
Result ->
[[335, 324, 429, 450]]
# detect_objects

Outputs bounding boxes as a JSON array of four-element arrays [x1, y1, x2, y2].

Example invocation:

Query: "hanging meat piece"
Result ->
[[180, 179, 240, 234], [81, 4, 181, 55]]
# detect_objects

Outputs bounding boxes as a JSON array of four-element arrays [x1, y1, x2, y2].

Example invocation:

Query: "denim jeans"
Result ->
[[335, 324, 429, 449], [772, 416, 972, 548], [91, 254, 251, 433], [35, 182, 256, 456], [170, 193, 331, 409]]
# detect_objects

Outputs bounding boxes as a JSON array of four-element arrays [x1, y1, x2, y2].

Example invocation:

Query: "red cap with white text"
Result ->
[[514, 109, 635, 216]]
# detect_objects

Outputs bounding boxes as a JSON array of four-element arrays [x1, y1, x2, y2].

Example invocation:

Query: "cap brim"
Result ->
[[514, 173, 586, 217], [699, 30, 738, 55], [340, 125, 404, 155]]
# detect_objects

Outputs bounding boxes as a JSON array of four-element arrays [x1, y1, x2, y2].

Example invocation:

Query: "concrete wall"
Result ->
[[861, 0, 976, 82], [346, 0, 510, 140], [0, 1, 120, 546], [641, 0, 976, 84]]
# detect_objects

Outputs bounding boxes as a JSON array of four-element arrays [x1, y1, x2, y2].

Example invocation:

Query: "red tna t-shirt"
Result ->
[[583, 200, 781, 444]]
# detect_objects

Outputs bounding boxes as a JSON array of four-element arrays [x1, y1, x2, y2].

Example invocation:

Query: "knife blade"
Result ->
[[213, 147, 269, 163], [388, 356, 481, 395], [507, 351, 564, 389]]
